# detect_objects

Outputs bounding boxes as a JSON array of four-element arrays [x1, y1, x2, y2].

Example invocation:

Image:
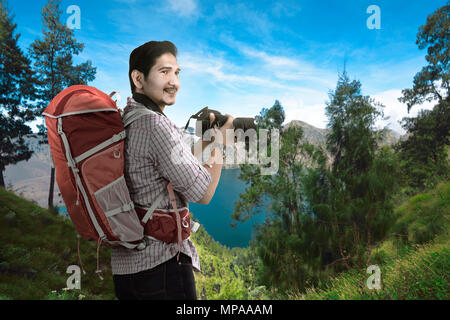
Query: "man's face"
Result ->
[[138, 53, 181, 110]]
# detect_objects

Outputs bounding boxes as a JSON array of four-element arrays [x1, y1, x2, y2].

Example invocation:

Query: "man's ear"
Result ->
[[131, 69, 144, 90]]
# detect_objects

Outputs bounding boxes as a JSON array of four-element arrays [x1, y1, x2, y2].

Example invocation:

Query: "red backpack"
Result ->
[[43, 85, 194, 276]]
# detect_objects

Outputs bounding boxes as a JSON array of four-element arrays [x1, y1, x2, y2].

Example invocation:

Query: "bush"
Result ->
[[294, 235, 449, 300], [392, 182, 449, 245]]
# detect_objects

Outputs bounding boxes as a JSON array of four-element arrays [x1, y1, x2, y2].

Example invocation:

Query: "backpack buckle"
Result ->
[[135, 237, 149, 251]]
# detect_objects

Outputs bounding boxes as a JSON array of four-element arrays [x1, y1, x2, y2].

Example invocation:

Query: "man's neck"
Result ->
[[132, 92, 166, 117]]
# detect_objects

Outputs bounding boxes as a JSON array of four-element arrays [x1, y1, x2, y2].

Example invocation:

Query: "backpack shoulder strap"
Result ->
[[123, 107, 158, 128]]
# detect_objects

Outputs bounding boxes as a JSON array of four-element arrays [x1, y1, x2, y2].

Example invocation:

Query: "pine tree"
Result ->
[[399, 4, 449, 112], [29, 0, 96, 209], [0, 1, 38, 187], [233, 75, 399, 292], [317, 72, 398, 269], [396, 101, 449, 190], [254, 100, 285, 131], [396, 4, 449, 190], [232, 101, 328, 291]]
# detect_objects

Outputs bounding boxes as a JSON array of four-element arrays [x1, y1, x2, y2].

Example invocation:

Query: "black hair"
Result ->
[[128, 40, 178, 94]]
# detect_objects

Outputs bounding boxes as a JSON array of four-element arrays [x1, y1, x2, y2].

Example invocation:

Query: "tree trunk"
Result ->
[[366, 227, 372, 266], [366, 207, 375, 266], [352, 220, 363, 267], [0, 165, 5, 188], [48, 166, 55, 209], [48, 45, 56, 211], [336, 217, 351, 271]]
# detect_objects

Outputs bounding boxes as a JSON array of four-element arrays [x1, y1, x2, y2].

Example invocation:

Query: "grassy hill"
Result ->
[[288, 182, 450, 300], [0, 187, 253, 300]]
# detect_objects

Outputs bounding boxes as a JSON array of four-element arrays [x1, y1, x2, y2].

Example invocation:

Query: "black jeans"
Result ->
[[113, 253, 197, 300]]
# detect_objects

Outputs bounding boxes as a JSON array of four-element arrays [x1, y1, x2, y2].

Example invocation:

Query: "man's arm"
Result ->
[[192, 113, 233, 205]]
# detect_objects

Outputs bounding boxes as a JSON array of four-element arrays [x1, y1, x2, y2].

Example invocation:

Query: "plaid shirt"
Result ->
[[110, 97, 212, 275]]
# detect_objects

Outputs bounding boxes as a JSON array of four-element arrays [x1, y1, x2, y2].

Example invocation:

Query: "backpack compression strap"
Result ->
[[122, 108, 200, 252], [122, 107, 172, 225], [122, 107, 158, 128]]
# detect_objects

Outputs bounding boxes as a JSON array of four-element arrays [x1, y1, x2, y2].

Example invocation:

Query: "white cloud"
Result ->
[[175, 44, 335, 128], [167, 0, 198, 17], [224, 38, 338, 89], [272, 1, 302, 18], [242, 48, 299, 67], [178, 52, 287, 90], [372, 89, 435, 134], [279, 90, 328, 129], [210, 2, 276, 40]]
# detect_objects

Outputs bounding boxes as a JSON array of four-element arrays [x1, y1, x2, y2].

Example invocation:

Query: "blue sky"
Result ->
[[6, 0, 446, 133]]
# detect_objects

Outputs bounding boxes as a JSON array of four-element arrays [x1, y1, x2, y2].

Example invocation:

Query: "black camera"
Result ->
[[184, 107, 256, 137]]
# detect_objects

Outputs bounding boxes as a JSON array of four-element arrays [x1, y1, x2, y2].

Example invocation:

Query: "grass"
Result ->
[[0, 187, 253, 300], [0, 187, 125, 300], [292, 232, 449, 300], [393, 182, 449, 245], [288, 181, 450, 300], [1, 181, 448, 300]]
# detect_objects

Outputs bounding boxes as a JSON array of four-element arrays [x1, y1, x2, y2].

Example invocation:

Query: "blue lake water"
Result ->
[[190, 168, 267, 248], [60, 169, 267, 248]]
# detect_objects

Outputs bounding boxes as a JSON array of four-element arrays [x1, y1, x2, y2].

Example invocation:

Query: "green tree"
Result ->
[[233, 75, 399, 293], [396, 102, 449, 190], [232, 101, 327, 292], [0, 1, 38, 187], [399, 4, 449, 112], [29, 0, 96, 209], [254, 99, 285, 131], [313, 72, 398, 270], [232, 100, 287, 226], [397, 4, 449, 191]]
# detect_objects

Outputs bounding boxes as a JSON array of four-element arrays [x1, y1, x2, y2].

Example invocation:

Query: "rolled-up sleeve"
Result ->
[[147, 116, 212, 203]]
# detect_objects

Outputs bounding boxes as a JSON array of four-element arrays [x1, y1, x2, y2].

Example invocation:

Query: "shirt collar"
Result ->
[[131, 92, 167, 118]]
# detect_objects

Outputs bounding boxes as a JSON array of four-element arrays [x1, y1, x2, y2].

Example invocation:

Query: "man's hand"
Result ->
[[209, 112, 234, 146], [195, 113, 234, 205]]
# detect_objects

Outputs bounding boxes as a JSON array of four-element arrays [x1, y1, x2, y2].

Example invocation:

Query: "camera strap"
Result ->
[[183, 106, 228, 134]]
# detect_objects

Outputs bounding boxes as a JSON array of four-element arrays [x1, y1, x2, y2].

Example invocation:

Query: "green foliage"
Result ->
[[234, 73, 403, 294], [392, 182, 449, 245], [396, 4, 449, 192], [325, 72, 384, 176], [395, 101, 449, 191], [190, 217, 257, 300], [0, 179, 448, 300], [0, 2, 38, 186], [233, 100, 338, 293], [399, 4, 449, 112], [307, 72, 399, 272], [288, 181, 450, 300], [28, 0, 97, 209], [254, 100, 285, 130], [0, 187, 116, 300], [29, 0, 96, 134], [296, 235, 449, 300], [0, 187, 258, 300]]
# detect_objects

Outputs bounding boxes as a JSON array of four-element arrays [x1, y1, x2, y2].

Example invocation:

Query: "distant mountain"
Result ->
[[281, 120, 403, 166], [284, 120, 328, 146], [284, 120, 403, 148]]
